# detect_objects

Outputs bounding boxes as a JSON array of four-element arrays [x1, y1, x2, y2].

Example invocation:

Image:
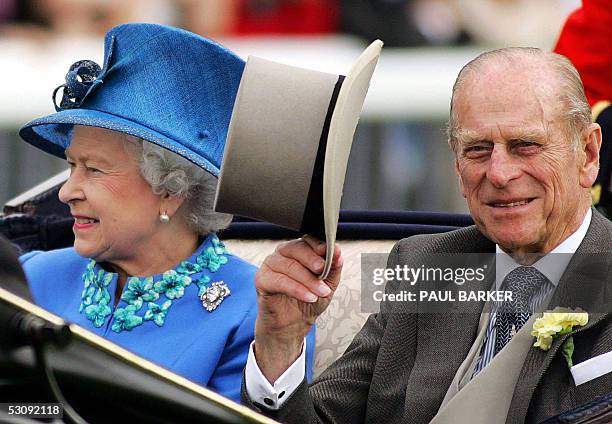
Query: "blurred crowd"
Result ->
[[0, 0, 580, 48]]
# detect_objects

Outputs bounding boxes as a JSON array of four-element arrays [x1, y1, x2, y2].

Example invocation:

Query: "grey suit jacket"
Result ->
[[243, 209, 612, 424]]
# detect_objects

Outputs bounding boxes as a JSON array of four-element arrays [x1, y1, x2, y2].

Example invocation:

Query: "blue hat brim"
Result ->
[[19, 108, 221, 177]]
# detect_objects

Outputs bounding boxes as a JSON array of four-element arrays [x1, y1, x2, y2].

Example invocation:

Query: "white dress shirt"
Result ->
[[245, 339, 307, 409], [246, 209, 593, 409], [494, 208, 592, 289], [472, 209, 592, 376]]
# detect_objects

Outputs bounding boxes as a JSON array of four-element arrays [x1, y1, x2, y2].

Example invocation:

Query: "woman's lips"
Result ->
[[73, 216, 99, 230]]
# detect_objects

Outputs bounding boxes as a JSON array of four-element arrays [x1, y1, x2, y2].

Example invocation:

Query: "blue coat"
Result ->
[[20, 233, 315, 402]]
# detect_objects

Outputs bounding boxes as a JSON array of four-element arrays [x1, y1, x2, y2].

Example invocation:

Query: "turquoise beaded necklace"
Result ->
[[79, 235, 230, 332]]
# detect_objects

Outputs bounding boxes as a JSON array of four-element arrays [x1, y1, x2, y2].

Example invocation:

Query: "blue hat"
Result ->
[[19, 23, 245, 177]]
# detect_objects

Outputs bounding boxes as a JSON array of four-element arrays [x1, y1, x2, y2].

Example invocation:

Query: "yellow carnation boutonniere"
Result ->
[[531, 307, 588, 367]]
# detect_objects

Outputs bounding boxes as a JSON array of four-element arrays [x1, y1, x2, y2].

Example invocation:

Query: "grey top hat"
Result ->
[[215, 41, 383, 278]]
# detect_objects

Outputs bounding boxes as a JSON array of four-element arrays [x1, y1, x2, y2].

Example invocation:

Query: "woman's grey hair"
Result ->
[[124, 135, 233, 235], [447, 47, 592, 154]]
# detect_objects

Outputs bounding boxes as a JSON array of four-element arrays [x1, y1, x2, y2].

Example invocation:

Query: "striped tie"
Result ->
[[494, 266, 549, 355]]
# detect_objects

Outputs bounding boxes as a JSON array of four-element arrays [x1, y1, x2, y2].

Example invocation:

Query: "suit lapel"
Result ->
[[401, 310, 484, 423], [431, 314, 539, 424], [438, 255, 499, 408], [506, 210, 612, 424], [441, 306, 491, 407], [399, 231, 496, 423]]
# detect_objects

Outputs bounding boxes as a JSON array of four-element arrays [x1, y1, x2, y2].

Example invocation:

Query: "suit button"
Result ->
[[264, 398, 274, 406]]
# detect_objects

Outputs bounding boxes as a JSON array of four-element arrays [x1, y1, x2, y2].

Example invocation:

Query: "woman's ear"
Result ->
[[160, 191, 188, 219]]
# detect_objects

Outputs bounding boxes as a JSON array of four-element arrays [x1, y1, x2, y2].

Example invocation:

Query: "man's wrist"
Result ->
[[245, 340, 306, 410], [254, 337, 303, 384]]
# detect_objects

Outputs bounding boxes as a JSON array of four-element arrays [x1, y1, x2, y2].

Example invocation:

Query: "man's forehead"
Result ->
[[455, 126, 547, 144], [454, 66, 563, 130], [459, 57, 558, 100]]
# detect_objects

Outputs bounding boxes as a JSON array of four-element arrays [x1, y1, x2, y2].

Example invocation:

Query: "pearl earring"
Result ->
[[159, 212, 170, 223]]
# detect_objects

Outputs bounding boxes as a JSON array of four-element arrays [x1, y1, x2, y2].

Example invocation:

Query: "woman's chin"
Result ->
[[73, 240, 100, 259]]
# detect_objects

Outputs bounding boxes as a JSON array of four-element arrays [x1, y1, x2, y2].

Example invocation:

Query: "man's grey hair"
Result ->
[[125, 135, 233, 235], [447, 47, 592, 154]]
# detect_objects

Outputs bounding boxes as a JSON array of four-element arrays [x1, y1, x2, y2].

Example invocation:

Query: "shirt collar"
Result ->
[[495, 208, 592, 288]]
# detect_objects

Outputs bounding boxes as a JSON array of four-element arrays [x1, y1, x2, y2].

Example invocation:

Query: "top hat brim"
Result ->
[[19, 108, 222, 177], [320, 40, 383, 278]]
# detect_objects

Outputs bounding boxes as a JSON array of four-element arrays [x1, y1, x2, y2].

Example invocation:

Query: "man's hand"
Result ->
[[254, 236, 343, 383]]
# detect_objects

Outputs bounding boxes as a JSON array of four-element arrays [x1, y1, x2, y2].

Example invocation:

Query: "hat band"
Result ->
[[299, 75, 346, 240]]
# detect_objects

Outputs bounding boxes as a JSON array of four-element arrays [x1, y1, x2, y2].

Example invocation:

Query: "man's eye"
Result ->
[[463, 145, 491, 157], [514, 141, 541, 150], [86, 166, 102, 173]]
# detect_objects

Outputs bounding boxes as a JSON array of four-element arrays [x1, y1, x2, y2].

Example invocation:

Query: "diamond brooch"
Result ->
[[201, 281, 231, 312]]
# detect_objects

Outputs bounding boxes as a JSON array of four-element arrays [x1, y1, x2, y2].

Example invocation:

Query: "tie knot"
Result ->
[[500, 266, 549, 313]]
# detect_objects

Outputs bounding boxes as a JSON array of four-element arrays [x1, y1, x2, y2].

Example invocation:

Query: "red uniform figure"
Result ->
[[554, 0, 612, 213]]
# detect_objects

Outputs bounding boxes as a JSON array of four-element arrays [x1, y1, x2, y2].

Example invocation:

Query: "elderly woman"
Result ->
[[15, 23, 316, 402]]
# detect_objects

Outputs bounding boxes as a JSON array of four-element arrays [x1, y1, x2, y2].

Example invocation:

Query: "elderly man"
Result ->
[[243, 48, 611, 423]]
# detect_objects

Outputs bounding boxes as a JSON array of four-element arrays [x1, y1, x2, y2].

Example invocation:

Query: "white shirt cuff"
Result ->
[[245, 339, 306, 410]]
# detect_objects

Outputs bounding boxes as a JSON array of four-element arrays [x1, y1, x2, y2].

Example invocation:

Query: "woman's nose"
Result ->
[[58, 170, 85, 204]]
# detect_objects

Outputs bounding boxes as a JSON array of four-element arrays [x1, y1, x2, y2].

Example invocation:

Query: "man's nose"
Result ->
[[58, 170, 85, 204], [486, 146, 521, 188]]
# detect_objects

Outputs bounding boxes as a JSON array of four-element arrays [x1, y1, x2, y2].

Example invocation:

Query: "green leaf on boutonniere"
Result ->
[[561, 336, 575, 368]]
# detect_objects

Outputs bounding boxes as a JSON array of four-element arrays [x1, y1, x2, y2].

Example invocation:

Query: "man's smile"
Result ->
[[485, 197, 536, 208]]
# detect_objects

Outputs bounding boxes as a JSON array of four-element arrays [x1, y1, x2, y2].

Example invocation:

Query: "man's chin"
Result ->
[[483, 227, 540, 252]]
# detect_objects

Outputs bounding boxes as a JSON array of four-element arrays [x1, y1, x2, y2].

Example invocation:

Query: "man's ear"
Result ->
[[579, 123, 602, 188], [455, 158, 467, 198], [160, 191, 188, 219]]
